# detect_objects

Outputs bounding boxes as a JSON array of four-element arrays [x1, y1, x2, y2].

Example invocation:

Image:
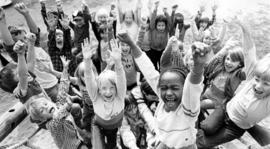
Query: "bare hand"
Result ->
[[154, 1, 160, 8], [199, 5, 205, 13], [46, 13, 57, 30], [82, 38, 96, 59], [60, 14, 70, 29], [0, 7, 6, 23], [14, 3, 29, 15], [117, 30, 133, 46], [60, 56, 70, 68], [56, 0, 63, 12], [172, 4, 178, 11], [13, 40, 27, 55], [212, 4, 218, 12], [109, 39, 121, 63], [191, 42, 211, 65], [26, 33, 36, 45]]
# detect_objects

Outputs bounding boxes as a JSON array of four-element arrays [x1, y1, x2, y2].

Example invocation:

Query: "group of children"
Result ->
[[0, 0, 270, 149]]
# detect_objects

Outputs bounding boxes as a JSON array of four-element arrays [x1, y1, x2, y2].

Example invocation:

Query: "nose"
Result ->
[[254, 81, 263, 91], [166, 89, 173, 96]]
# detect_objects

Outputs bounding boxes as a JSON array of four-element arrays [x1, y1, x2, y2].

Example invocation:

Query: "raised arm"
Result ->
[[208, 4, 218, 27], [40, 1, 49, 30], [236, 20, 256, 80], [182, 42, 209, 117], [191, 17, 202, 41], [150, 1, 159, 30], [26, 33, 36, 73], [15, 3, 39, 34], [118, 31, 160, 97], [134, 0, 142, 25], [13, 41, 28, 94], [0, 8, 15, 46], [82, 38, 99, 102], [109, 39, 126, 100], [117, 0, 124, 23]]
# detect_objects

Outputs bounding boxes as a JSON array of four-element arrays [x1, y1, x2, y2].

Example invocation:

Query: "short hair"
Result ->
[[253, 53, 270, 81], [155, 15, 168, 29], [140, 78, 156, 96], [74, 62, 86, 87], [0, 63, 18, 93]]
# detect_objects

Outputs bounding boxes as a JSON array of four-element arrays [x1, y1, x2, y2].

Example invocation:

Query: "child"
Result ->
[[82, 37, 126, 149], [195, 5, 217, 31], [196, 20, 270, 148], [117, 0, 142, 41], [28, 96, 87, 149], [169, 5, 190, 42], [117, 31, 210, 148], [148, 1, 171, 70], [136, 16, 151, 57], [120, 42, 140, 90], [120, 93, 156, 149]]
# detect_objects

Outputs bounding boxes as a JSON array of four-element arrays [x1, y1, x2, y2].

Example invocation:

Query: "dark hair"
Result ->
[[140, 78, 156, 96], [124, 91, 137, 110], [155, 15, 168, 29], [199, 17, 210, 24], [174, 13, 184, 24], [0, 63, 18, 93], [158, 65, 188, 87]]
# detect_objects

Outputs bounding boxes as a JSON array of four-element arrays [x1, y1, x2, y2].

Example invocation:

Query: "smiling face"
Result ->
[[74, 16, 85, 27], [98, 14, 108, 24], [200, 21, 208, 30], [99, 79, 117, 102], [159, 71, 184, 112], [252, 75, 270, 99], [55, 29, 64, 49], [203, 30, 213, 45], [30, 98, 56, 121], [120, 42, 131, 56], [224, 54, 241, 73], [124, 11, 134, 25], [156, 21, 166, 32]]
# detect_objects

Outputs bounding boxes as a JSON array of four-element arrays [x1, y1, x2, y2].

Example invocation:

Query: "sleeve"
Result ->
[[195, 11, 202, 29], [115, 61, 127, 101], [137, 102, 158, 135], [181, 73, 204, 118], [135, 52, 160, 99], [69, 21, 75, 30], [150, 9, 157, 30], [136, 27, 146, 49], [47, 30, 56, 55], [120, 117, 138, 148], [41, 4, 49, 30]]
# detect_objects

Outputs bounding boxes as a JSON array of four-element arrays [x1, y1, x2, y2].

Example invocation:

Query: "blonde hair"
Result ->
[[74, 62, 86, 87], [97, 70, 117, 92], [253, 53, 270, 81], [95, 8, 109, 23], [27, 95, 50, 122]]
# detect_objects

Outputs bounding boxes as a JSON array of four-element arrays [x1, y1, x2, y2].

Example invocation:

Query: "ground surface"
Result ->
[[0, 0, 270, 148]]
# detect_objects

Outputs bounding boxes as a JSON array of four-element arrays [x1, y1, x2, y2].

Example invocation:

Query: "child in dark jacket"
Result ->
[[148, 1, 171, 70]]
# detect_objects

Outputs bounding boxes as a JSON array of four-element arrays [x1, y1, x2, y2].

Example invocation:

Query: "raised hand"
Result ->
[[163, 7, 168, 13], [191, 42, 211, 65], [82, 38, 96, 59], [212, 4, 218, 12], [109, 39, 121, 63], [56, 0, 63, 12], [0, 7, 6, 23], [14, 3, 29, 16], [117, 30, 133, 45], [199, 5, 205, 13], [60, 14, 70, 29], [154, 1, 160, 9], [172, 4, 178, 11], [46, 13, 57, 30], [60, 56, 70, 69], [26, 33, 36, 45], [13, 40, 27, 55]]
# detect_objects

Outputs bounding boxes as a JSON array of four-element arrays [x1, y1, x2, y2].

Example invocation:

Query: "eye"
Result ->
[[160, 86, 167, 90], [263, 81, 270, 86]]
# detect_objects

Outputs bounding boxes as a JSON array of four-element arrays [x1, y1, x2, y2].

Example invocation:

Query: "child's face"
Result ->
[[253, 75, 270, 99], [74, 16, 85, 27], [99, 79, 117, 102], [156, 22, 166, 32], [224, 54, 241, 73], [35, 98, 56, 121], [200, 22, 208, 30], [124, 12, 133, 25], [126, 104, 138, 117], [159, 71, 184, 112], [186, 54, 194, 70], [55, 29, 64, 49], [203, 31, 212, 45], [120, 42, 131, 56], [12, 31, 27, 43], [175, 16, 183, 24], [98, 14, 108, 24]]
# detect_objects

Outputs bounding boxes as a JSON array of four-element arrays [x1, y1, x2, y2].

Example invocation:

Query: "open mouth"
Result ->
[[56, 41, 63, 45], [165, 97, 176, 107], [253, 88, 263, 95], [49, 107, 55, 114], [104, 95, 113, 101]]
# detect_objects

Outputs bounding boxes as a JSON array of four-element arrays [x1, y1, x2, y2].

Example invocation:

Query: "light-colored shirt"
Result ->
[[135, 53, 203, 148], [34, 47, 58, 89], [227, 79, 270, 129]]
